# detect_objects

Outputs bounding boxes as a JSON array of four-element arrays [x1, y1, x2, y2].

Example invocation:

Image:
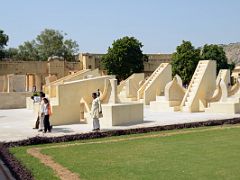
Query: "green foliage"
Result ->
[[201, 44, 230, 73], [0, 29, 9, 59], [171, 41, 201, 85], [10, 147, 59, 180], [11, 126, 240, 180], [4, 47, 18, 59], [35, 29, 78, 61], [9, 29, 79, 61], [17, 40, 40, 61], [101, 36, 145, 81]]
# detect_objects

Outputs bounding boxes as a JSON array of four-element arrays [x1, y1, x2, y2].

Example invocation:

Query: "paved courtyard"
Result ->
[[0, 107, 240, 142]]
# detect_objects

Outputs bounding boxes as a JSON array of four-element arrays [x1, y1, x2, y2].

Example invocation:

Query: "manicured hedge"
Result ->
[[0, 117, 240, 180], [0, 143, 33, 180]]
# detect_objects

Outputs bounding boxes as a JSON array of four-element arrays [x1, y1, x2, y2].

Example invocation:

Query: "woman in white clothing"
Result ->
[[91, 92, 102, 131]]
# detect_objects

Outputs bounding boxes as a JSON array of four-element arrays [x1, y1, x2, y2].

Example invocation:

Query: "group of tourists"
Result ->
[[32, 92, 52, 133], [32, 88, 103, 133]]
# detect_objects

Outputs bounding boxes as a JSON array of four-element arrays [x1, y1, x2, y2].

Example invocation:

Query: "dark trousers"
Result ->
[[43, 115, 51, 132], [34, 116, 39, 129]]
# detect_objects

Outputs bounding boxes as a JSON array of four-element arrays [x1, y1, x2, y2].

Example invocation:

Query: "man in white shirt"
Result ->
[[91, 92, 102, 131]]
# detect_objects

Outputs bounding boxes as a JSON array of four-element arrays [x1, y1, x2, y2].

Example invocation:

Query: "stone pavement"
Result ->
[[0, 107, 240, 142]]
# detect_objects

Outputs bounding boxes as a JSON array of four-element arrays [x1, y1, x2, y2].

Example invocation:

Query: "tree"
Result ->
[[0, 29, 9, 59], [171, 41, 201, 85], [35, 29, 79, 61], [16, 40, 40, 61], [201, 44, 232, 73], [15, 29, 79, 61], [101, 36, 145, 81], [4, 47, 18, 59]]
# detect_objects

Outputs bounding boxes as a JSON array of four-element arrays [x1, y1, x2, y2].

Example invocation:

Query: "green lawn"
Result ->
[[10, 125, 240, 180]]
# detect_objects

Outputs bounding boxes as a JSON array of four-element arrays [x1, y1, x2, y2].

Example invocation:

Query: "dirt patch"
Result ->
[[27, 148, 80, 180]]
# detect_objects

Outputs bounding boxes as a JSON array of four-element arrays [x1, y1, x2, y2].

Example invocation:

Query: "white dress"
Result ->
[[91, 98, 102, 129], [38, 100, 44, 130]]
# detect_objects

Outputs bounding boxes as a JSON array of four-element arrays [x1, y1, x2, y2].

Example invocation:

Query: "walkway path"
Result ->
[[0, 107, 240, 142]]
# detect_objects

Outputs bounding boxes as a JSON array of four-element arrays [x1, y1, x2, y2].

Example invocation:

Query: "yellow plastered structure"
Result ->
[[118, 73, 144, 102], [44, 69, 100, 98], [101, 79, 144, 127], [180, 60, 216, 112], [46, 76, 143, 127], [216, 69, 230, 86], [150, 75, 185, 112], [0, 92, 32, 109], [206, 79, 240, 114], [137, 63, 172, 105], [49, 76, 114, 125]]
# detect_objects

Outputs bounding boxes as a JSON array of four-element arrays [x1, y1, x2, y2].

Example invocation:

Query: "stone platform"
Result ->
[[0, 107, 240, 142]]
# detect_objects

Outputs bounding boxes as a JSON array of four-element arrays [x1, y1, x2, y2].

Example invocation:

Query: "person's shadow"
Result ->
[[51, 127, 74, 133]]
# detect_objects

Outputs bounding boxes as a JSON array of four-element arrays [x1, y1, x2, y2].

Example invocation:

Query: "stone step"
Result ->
[[156, 96, 166, 101], [182, 106, 190, 112], [150, 101, 180, 112]]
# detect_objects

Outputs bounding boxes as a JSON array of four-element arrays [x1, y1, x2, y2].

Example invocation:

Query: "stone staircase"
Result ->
[[181, 60, 213, 112], [137, 63, 171, 104]]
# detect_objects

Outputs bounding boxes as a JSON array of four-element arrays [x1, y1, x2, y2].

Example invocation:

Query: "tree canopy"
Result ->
[[6, 29, 79, 61], [172, 41, 234, 85], [201, 44, 233, 73], [171, 41, 201, 85], [101, 36, 145, 81], [0, 29, 9, 59]]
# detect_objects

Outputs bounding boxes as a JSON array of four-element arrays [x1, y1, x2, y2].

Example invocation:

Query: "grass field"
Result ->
[[10, 125, 240, 180]]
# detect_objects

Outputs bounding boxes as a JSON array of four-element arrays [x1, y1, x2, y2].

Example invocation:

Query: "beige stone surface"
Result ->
[[49, 76, 115, 125], [206, 78, 240, 114], [101, 103, 144, 127], [7, 74, 26, 92], [78, 53, 172, 74], [138, 63, 172, 105], [0, 92, 32, 109], [150, 76, 185, 112], [0, 59, 81, 92], [216, 69, 230, 86], [206, 101, 240, 114], [0, 75, 8, 92], [118, 73, 144, 102], [44, 69, 100, 98], [1, 108, 240, 142], [181, 60, 216, 112]]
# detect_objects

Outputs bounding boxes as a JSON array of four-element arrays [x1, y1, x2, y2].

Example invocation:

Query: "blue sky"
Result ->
[[1, 0, 240, 53]]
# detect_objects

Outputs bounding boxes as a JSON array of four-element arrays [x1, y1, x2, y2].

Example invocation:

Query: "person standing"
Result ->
[[91, 92, 102, 131], [35, 92, 45, 131], [42, 98, 52, 133]]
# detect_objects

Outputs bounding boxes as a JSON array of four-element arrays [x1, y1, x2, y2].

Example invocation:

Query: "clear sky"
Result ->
[[1, 0, 240, 53]]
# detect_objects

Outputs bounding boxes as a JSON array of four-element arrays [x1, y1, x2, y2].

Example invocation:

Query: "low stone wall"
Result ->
[[0, 92, 32, 109]]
